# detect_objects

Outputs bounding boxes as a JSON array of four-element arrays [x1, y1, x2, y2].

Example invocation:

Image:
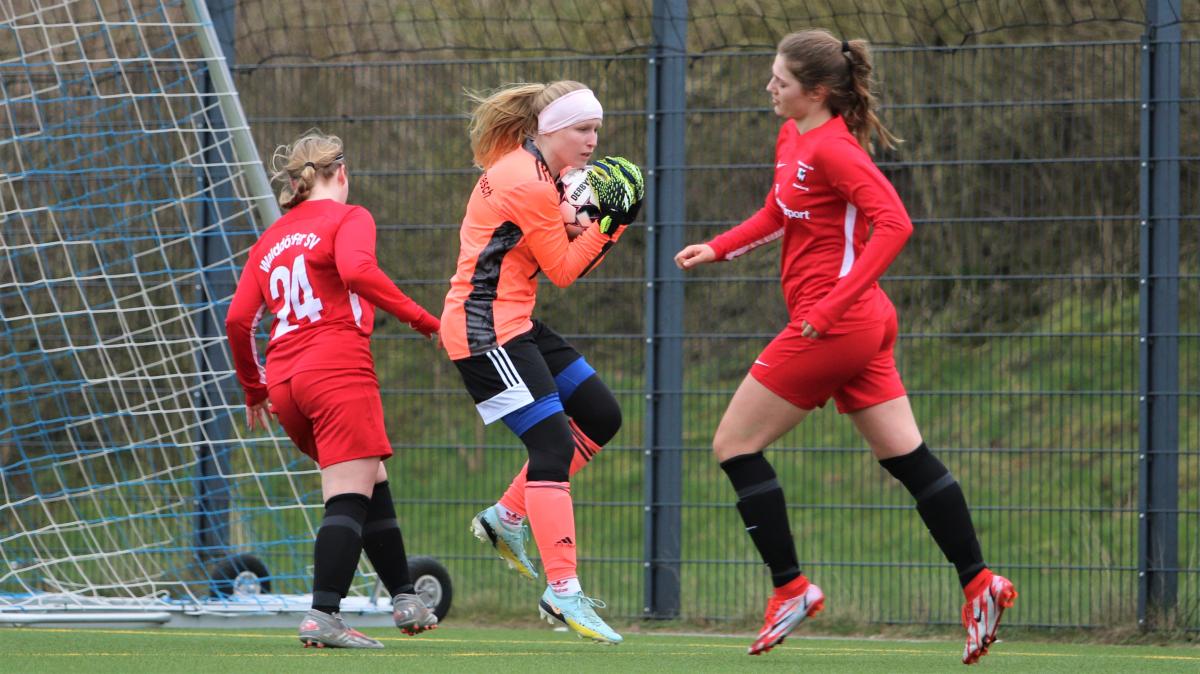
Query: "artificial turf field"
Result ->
[[4, 625, 1199, 673]]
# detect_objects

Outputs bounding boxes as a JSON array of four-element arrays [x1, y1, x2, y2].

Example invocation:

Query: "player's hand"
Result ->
[[674, 244, 716, 269], [587, 156, 644, 236], [246, 399, 273, 431], [431, 331, 443, 351], [800, 321, 820, 339]]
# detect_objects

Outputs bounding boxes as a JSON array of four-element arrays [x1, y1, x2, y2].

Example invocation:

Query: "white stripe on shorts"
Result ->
[[476, 347, 534, 424], [476, 383, 535, 424], [485, 348, 519, 388]]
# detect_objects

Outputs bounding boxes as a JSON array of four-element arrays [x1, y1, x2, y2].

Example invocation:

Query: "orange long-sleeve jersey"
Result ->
[[441, 141, 621, 360]]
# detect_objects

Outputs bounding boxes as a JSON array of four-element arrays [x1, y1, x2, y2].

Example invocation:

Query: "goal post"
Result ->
[[0, 0, 306, 619], [185, 0, 278, 228], [184, 0, 278, 577]]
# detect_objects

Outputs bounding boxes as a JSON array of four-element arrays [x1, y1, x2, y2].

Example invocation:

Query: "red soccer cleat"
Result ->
[[748, 575, 825, 655], [961, 570, 1018, 665]]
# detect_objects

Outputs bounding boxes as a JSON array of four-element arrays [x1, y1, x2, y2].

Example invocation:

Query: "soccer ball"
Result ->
[[560, 167, 601, 218]]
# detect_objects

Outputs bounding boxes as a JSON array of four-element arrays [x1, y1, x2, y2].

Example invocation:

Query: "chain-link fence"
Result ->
[[228, 3, 1197, 629]]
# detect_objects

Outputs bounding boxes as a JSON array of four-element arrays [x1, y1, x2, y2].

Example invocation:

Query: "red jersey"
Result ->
[[708, 116, 913, 334], [225, 199, 439, 405]]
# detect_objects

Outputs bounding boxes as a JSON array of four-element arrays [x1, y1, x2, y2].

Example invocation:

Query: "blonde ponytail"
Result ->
[[270, 129, 345, 210], [466, 80, 590, 168]]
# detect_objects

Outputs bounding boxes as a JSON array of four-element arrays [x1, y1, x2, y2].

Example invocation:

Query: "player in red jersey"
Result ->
[[225, 131, 441, 648], [674, 30, 1016, 663], [441, 81, 642, 644]]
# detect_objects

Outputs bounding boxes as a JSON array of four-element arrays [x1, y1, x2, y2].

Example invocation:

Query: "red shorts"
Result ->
[[268, 369, 393, 468], [750, 311, 906, 414]]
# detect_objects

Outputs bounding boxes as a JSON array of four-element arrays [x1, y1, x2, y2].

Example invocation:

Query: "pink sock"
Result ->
[[525, 480, 577, 582], [497, 419, 603, 517]]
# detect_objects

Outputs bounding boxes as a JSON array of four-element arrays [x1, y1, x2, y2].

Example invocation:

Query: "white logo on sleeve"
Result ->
[[754, 359, 770, 367]]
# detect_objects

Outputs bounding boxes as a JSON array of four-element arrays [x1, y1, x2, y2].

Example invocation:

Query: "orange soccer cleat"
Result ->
[[747, 575, 825, 655]]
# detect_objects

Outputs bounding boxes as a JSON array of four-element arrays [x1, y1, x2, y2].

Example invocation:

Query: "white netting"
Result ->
[[0, 0, 325, 614]]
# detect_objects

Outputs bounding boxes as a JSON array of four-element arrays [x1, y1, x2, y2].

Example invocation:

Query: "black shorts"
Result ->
[[452, 319, 597, 435]]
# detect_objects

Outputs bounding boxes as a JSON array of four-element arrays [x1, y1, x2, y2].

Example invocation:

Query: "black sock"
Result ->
[[879, 443, 986, 588], [720, 452, 801, 588], [312, 492, 370, 614], [361, 481, 413, 597]]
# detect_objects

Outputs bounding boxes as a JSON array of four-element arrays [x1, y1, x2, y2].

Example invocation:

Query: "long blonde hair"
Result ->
[[270, 129, 345, 210], [778, 29, 900, 152], [467, 80, 589, 168]]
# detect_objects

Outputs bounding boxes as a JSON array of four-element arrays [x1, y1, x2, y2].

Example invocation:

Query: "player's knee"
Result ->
[[563, 375, 622, 445], [577, 398, 621, 446], [712, 427, 752, 463], [522, 414, 575, 482], [595, 403, 622, 445]]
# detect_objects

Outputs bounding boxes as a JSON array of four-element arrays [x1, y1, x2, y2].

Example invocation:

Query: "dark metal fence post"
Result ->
[[642, 0, 687, 619], [1137, 0, 1181, 628]]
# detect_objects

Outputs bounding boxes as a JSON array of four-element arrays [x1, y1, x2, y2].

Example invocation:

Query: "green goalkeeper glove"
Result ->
[[587, 155, 644, 236]]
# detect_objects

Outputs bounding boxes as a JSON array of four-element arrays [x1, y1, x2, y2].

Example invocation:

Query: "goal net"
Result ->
[[0, 0, 319, 619]]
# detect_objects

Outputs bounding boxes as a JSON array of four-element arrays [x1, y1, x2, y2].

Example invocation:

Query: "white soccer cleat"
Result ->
[[961, 571, 1018, 665], [297, 609, 383, 649], [470, 505, 539, 580], [538, 587, 623, 645], [392, 592, 438, 635]]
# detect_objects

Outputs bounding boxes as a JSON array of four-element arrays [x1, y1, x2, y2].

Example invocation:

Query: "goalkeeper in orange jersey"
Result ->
[[440, 81, 643, 644]]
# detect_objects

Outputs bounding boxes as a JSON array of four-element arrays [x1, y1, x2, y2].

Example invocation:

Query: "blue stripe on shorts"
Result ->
[[554, 357, 596, 402], [502, 392, 564, 437]]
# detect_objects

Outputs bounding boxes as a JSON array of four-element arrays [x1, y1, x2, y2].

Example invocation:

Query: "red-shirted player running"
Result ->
[[674, 30, 1017, 664], [225, 131, 440, 648]]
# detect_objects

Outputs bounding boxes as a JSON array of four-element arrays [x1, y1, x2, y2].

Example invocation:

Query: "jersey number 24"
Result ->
[[269, 254, 323, 339]]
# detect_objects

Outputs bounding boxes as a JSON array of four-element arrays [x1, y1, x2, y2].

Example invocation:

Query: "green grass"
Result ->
[[5, 624, 1200, 674]]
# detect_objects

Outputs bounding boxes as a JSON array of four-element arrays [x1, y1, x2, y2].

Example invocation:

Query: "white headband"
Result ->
[[537, 88, 603, 134]]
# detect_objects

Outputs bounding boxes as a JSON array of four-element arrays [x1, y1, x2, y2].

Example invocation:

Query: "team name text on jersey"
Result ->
[[259, 233, 321, 273]]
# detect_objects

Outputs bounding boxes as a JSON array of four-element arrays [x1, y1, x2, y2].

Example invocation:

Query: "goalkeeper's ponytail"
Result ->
[[467, 80, 590, 169], [778, 30, 899, 153]]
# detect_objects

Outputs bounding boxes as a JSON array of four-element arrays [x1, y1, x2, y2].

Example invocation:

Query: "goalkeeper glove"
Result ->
[[587, 155, 645, 236]]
